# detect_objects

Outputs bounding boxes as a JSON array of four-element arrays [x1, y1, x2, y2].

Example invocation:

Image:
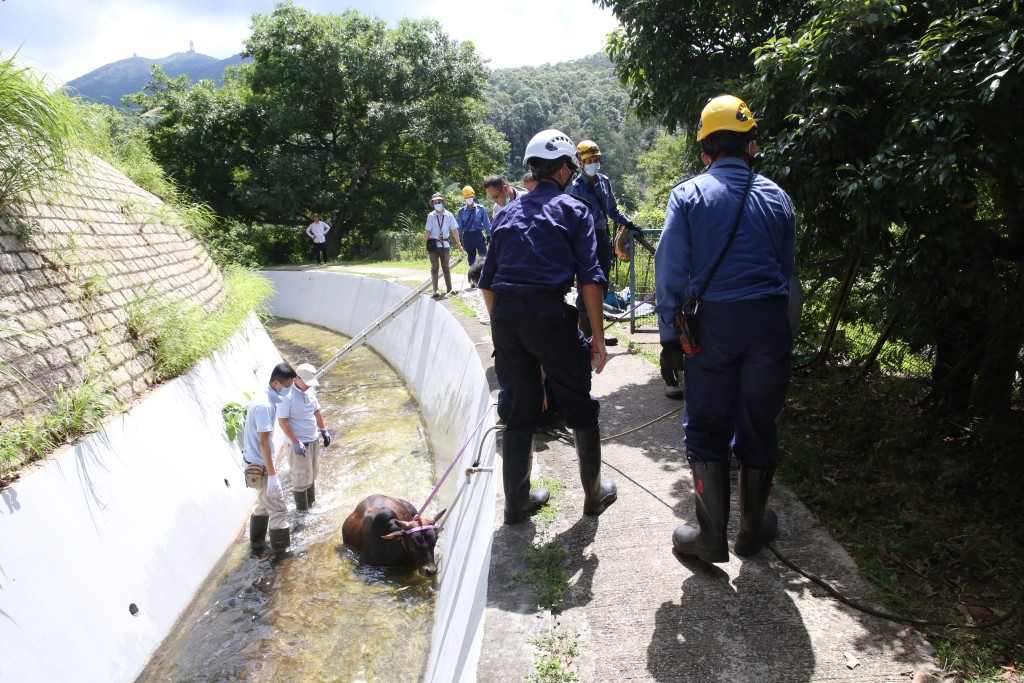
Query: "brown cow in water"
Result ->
[[341, 495, 445, 577]]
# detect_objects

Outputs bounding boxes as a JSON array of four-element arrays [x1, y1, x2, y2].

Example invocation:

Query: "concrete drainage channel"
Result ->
[[0, 270, 495, 682]]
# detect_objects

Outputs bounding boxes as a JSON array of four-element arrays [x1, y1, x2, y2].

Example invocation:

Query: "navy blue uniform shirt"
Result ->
[[654, 157, 795, 342], [567, 172, 629, 232], [457, 203, 491, 238], [478, 182, 606, 297]]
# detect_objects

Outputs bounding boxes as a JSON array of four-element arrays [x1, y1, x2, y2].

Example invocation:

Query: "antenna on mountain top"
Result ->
[[189, 40, 195, 53]]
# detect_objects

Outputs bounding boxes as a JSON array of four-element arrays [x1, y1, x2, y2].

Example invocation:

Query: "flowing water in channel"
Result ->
[[138, 319, 437, 683]]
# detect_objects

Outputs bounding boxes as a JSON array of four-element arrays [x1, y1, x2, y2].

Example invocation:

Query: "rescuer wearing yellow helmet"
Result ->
[[457, 185, 492, 268], [566, 139, 633, 346], [654, 94, 795, 563]]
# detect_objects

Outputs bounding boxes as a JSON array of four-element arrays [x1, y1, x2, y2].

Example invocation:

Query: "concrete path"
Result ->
[[328, 265, 946, 682]]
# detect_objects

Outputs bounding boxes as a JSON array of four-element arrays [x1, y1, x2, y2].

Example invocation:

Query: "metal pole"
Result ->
[[316, 257, 465, 378]]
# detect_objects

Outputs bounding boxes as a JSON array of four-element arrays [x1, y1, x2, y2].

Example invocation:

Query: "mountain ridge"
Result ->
[[67, 51, 246, 105]]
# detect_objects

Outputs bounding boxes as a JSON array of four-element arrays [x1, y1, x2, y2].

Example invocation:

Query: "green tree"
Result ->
[[128, 3, 505, 258], [597, 0, 814, 131]]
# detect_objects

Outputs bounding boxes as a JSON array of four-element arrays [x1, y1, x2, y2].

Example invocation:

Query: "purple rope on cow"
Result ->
[[416, 406, 494, 518]]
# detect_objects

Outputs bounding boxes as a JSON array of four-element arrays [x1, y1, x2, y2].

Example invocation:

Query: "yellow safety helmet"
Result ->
[[696, 95, 757, 142], [461, 185, 475, 198], [576, 140, 601, 162]]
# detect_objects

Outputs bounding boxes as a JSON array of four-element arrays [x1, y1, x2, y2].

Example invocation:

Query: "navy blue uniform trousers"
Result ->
[[682, 297, 792, 470], [463, 232, 487, 266], [492, 294, 599, 432]]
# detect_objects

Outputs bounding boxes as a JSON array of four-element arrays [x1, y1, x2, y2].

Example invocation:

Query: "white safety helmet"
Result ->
[[523, 128, 577, 165]]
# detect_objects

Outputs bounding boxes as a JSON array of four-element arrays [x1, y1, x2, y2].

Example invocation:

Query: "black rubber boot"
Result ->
[[574, 426, 617, 516], [249, 515, 269, 552], [502, 429, 550, 524], [293, 489, 309, 512], [672, 460, 730, 563], [269, 527, 291, 553], [306, 482, 315, 506], [734, 466, 779, 557]]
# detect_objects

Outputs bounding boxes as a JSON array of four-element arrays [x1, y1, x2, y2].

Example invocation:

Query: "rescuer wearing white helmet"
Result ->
[[654, 94, 795, 563], [477, 128, 618, 525]]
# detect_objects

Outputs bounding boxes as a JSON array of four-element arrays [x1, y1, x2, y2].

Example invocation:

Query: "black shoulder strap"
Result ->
[[696, 170, 754, 303]]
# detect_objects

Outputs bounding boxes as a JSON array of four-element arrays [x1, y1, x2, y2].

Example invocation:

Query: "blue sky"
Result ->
[[0, 0, 620, 83]]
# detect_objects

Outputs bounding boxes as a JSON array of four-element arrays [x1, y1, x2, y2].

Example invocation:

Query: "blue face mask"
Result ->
[[584, 162, 601, 176], [276, 384, 291, 398], [434, 203, 444, 212]]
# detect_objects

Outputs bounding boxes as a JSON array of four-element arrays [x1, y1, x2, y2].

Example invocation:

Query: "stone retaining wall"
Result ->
[[0, 154, 224, 431]]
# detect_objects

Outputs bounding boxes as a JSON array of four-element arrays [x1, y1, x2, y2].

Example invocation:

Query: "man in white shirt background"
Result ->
[[306, 212, 331, 265]]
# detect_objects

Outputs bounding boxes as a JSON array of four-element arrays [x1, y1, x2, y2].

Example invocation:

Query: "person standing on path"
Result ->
[[425, 193, 464, 298], [655, 95, 795, 563], [243, 362, 297, 554], [306, 213, 331, 265], [457, 185, 492, 268], [566, 139, 633, 347], [478, 128, 617, 525], [276, 363, 331, 511]]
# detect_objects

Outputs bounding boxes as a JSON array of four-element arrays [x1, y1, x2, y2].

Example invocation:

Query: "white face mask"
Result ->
[[434, 203, 444, 212], [584, 162, 601, 176], [465, 197, 474, 205]]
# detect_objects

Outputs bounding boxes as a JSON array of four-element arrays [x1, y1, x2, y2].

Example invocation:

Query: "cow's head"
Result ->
[[381, 509, 446, 577]]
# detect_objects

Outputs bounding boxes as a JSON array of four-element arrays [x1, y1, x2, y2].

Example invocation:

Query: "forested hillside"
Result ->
[[485, 53, 660, 197]]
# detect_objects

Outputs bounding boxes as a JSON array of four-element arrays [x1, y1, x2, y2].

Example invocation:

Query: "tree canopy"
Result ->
[[128, 3, 506, 256]]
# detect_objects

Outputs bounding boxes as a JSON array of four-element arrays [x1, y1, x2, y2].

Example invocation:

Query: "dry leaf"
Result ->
[[956, 602, 994, 620]]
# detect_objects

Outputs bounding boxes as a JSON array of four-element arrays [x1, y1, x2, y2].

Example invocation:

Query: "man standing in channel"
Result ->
[[276, 363, 331, 511], [306, 213, 331, 265], [243, 362, 298, 555]]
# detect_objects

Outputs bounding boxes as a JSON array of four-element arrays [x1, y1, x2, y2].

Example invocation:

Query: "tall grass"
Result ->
[[0, 55, 81, 210], [0, 367, 124, 478], [127, 267, 273, 380], [76, 102, 177, 200]]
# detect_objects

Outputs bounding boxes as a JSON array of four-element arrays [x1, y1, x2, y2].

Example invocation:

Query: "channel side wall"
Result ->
[[0, 315, 281, 683], [263, 269, 497, 683]]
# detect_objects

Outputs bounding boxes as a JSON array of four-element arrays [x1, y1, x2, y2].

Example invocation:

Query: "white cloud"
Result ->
[[0, 0, 619, 83]]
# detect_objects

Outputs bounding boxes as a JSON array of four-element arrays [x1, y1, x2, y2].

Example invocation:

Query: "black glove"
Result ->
[[660, 339, 683, 386], [320, 428, 332, 447]]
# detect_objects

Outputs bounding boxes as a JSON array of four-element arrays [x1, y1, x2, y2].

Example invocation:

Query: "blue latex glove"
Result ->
[[292, 440, 307, 456], [320, 428, 332, 447]]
